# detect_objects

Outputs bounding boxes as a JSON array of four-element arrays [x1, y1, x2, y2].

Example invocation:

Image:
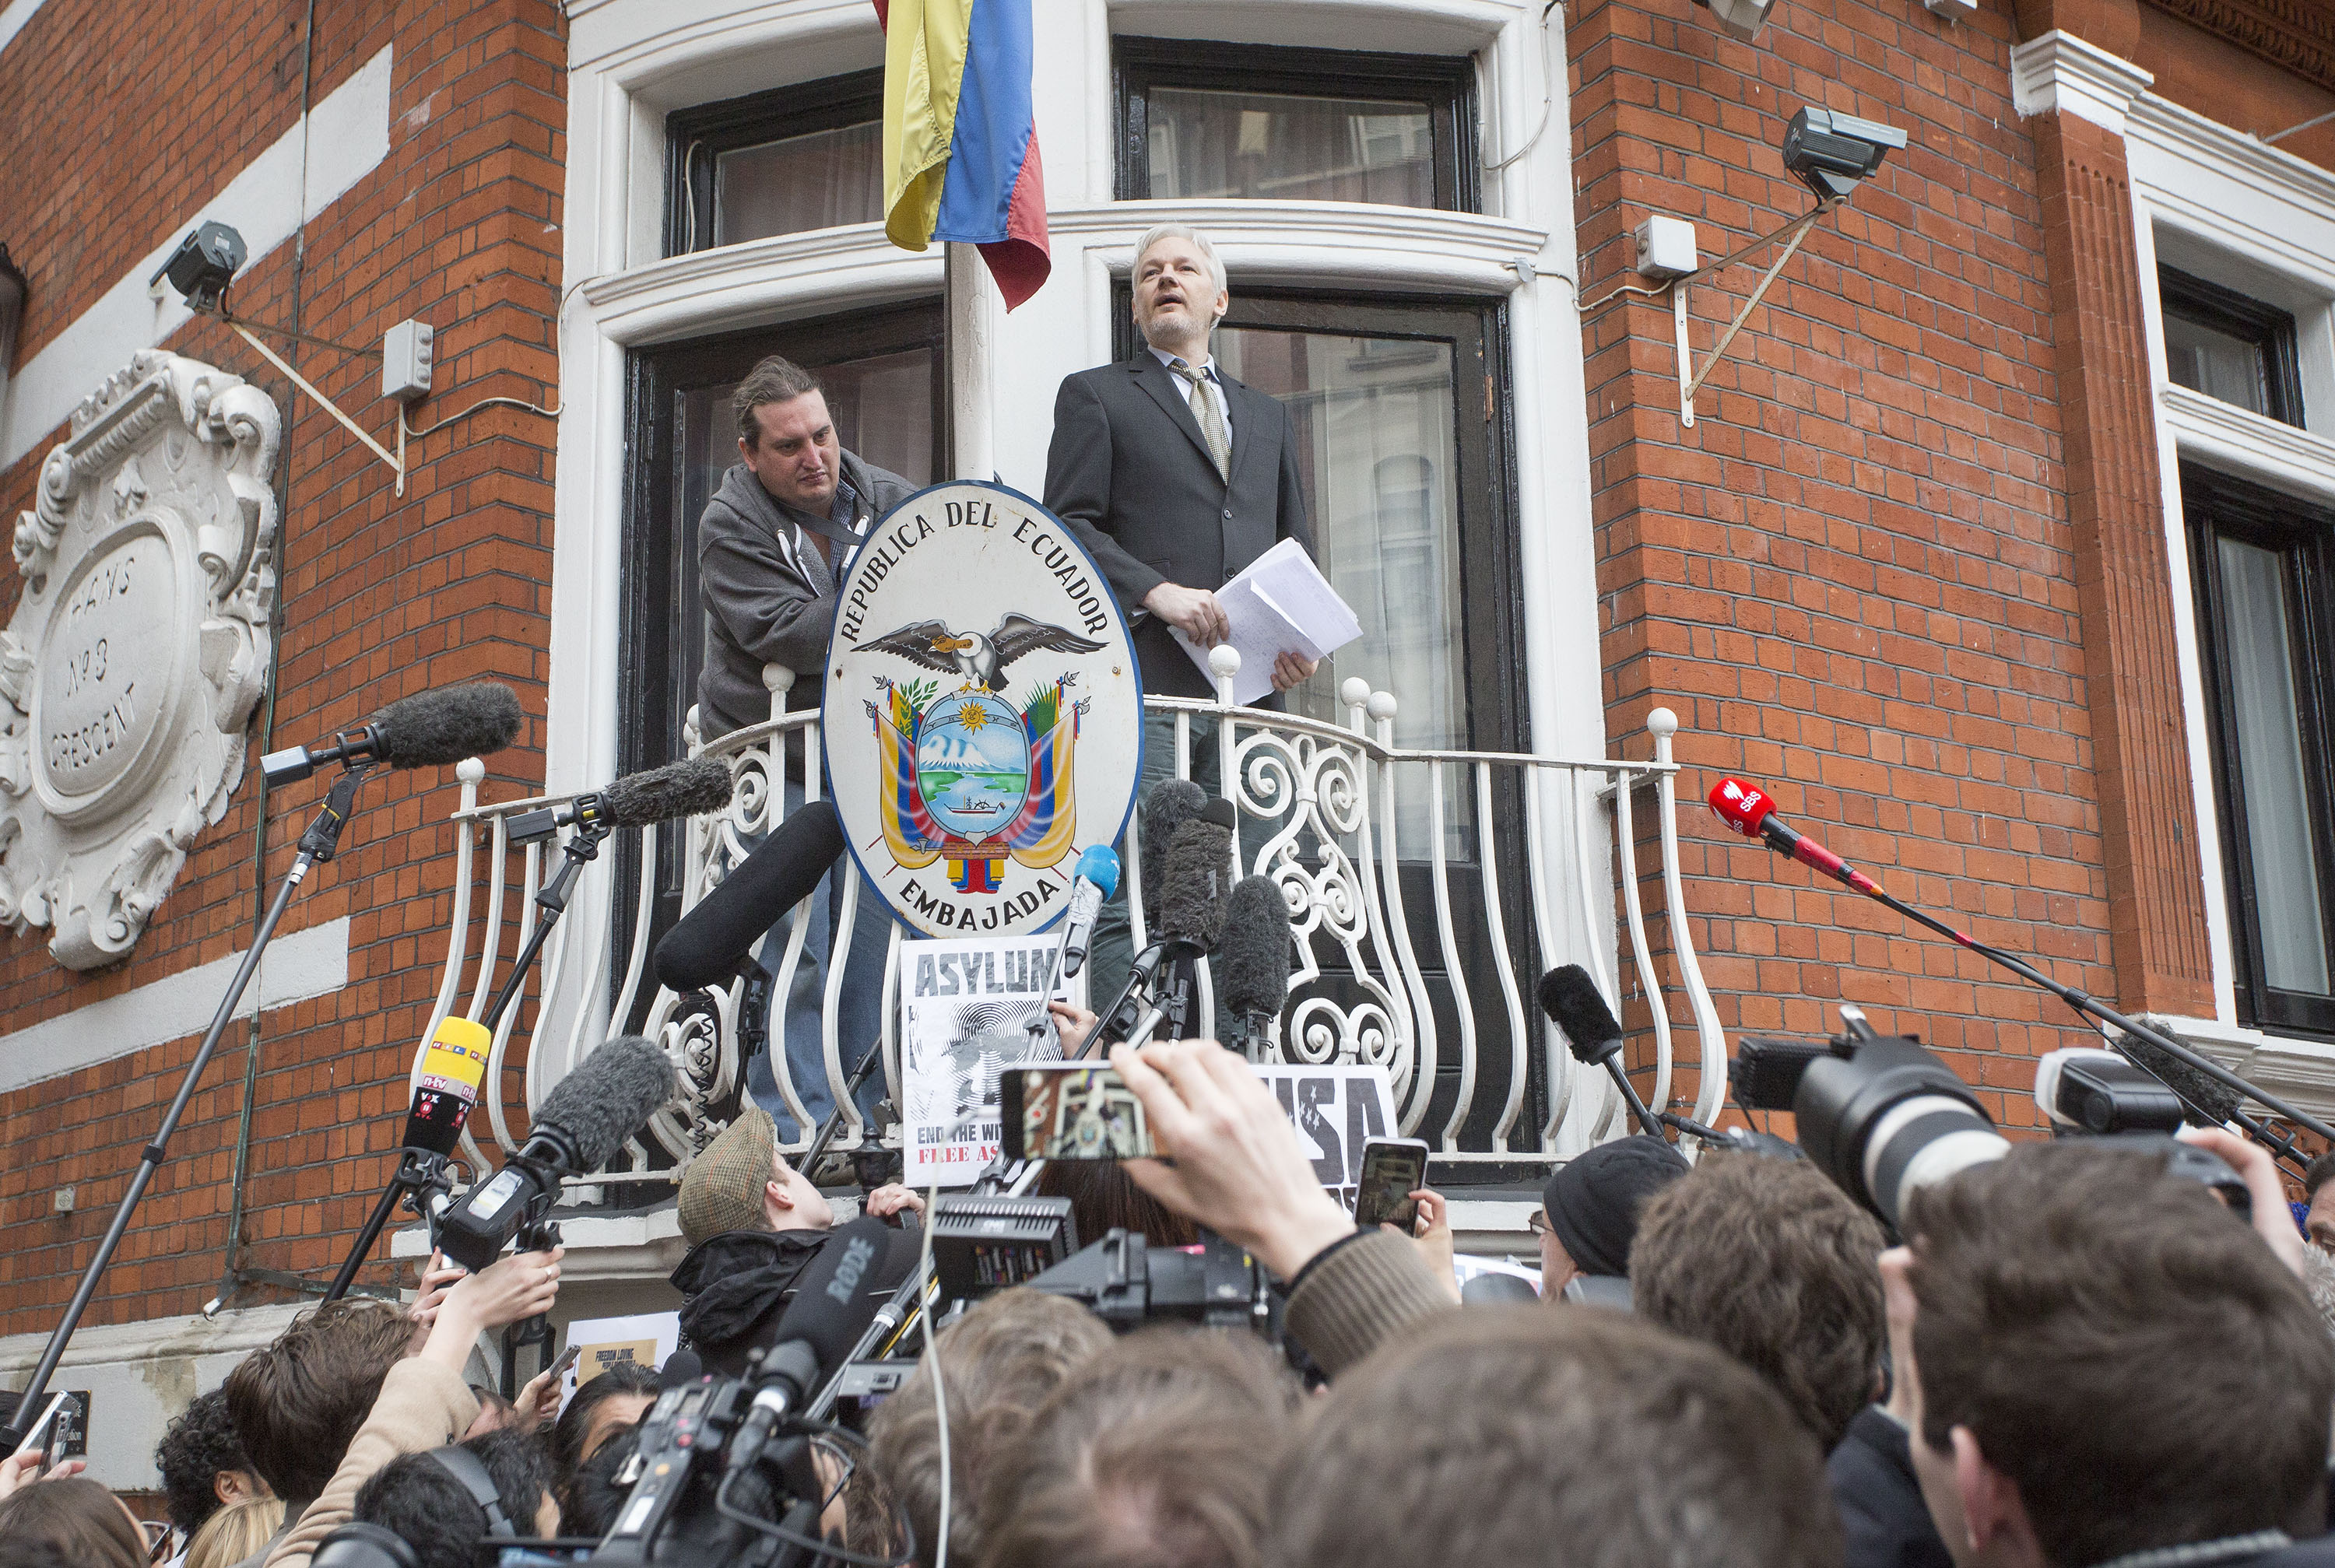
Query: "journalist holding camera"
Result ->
[[34, 1014, 2335, 1568]]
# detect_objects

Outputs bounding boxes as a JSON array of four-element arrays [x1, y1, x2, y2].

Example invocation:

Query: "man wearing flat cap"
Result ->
[[669, 1107, 924, 1376], [1532, 1135, 1689, 1301]]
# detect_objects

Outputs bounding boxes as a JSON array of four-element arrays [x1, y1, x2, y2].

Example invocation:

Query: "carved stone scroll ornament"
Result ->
[[2, 350, 279, 968]]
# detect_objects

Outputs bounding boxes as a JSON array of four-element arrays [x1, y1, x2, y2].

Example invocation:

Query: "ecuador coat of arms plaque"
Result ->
[[822, 481, 1143, 938]]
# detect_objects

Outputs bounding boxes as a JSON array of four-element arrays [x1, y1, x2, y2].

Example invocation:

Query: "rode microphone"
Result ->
[[1707, 777, 1880, 895], [402, 1018, 493, 1157], [725, 1217, 893, 1473], [262, 682, 525, 784], [509, 757, 735, 845], [437, 1037, 677, 1270], [653, 802, 846, 993], [1056, 845, 1120, 979]]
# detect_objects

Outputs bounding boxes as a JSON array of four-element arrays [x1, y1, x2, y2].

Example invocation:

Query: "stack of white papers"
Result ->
[[1171, 538, 1363, 704]]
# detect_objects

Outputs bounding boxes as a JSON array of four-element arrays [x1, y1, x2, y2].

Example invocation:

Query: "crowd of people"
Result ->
[[9, 1033, 2335, 1568]]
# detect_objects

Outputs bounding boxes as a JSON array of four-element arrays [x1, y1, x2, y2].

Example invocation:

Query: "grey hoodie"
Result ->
[[695, 451, 917, 746]]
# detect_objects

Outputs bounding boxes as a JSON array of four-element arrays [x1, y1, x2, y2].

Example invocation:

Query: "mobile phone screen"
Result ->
[[1001, 1064, 1155, 1160], [1354, 1141, 1428, 1229]]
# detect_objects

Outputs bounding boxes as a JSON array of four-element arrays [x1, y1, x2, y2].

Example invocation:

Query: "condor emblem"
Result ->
[[823, 482, 1143, 939]]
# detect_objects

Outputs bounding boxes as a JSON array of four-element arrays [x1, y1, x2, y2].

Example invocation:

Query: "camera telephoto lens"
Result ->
[[1794, 1037, 2010, 1230]]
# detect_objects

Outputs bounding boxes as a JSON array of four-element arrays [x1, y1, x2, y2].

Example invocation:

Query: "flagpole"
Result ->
[[944, 240, 997, 482]]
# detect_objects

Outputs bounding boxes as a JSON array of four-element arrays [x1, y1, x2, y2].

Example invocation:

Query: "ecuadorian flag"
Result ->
[[873, 0, 1050, 309]]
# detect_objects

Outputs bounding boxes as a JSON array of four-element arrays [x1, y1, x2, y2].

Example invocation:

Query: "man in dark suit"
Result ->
[[1043, 223, 1319, 1010]]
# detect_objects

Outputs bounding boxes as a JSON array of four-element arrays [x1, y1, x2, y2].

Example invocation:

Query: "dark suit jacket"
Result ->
[[1042, 353, 1314, 700]]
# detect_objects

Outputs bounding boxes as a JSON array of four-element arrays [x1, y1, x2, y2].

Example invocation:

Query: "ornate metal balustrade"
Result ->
[[415, 656, 1726, 1184]]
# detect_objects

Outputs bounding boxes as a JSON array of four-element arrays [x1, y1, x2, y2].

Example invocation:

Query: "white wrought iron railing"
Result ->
[[415, 651, 1726, 1183]]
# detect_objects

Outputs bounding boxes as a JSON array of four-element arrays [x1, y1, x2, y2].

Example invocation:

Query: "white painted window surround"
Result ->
[[543, 0, 1604, 1039], [2016, 30, 2335, 1098], [0, 0, 47, 60]]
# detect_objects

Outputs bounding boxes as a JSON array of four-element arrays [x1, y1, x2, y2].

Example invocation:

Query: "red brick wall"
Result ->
[[0, 0, 564, 1332], [1574, 0, 2094, 1131]]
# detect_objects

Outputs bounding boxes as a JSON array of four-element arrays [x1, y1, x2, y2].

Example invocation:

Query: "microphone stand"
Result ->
[[1070, 939, 1188, 1059], [1575, 1044, 1670, 1141], [321, 811, 618, 1303], [1757, 823, 2335, 1161], [1, 763, 376, 1447]]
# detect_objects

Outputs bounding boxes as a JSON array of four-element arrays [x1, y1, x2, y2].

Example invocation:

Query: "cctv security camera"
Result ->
[[153, 220, 247, 310], [1694, 0, 1777, 40], [1781, 107, 1906, 202]]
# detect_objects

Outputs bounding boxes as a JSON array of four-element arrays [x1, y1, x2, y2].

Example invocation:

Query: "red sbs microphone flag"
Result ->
[[1705, 777, 1880, 895], [1708, 777, 1774, 838]]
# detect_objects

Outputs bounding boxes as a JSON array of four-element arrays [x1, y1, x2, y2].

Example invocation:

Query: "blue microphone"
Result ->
[[1059, 845, 1121, 978]]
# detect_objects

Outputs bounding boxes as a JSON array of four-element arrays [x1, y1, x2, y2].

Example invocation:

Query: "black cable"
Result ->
[[713, 1468, 917, 1568]]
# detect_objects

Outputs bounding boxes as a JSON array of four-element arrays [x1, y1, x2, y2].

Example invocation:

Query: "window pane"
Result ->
[[715, 121, 884, 245], [1146, 88, 1434, 207], [1215, 328, 1466, 852], [2165, 312, 2270, 416], [2216, 535, 2331, 994]]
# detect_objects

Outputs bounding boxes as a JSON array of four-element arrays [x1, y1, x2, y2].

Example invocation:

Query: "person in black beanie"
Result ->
[[1534, 1135, 1688, 1298]]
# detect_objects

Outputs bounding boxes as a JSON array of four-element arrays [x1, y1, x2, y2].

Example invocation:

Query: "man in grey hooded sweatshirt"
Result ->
[[697, 353, 915, 1139]]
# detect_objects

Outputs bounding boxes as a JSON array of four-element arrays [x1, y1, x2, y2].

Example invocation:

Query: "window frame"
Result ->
[[1110, 286, 1527, 758], [662, 69, 886, 258], [2160, 265, 2308, 430], [2184, 461, 2335, 1037], [614, 301, 946, 981], [1111, 284, 1543, 1143], [1111, 35, 1480, 213]]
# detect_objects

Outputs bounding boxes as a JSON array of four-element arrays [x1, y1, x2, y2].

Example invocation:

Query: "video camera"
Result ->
[[1733, 1006, 2248, 1230]]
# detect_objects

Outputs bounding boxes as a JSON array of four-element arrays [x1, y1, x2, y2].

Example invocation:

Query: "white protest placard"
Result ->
[[901, 932, 1086, 1186], [557, 1310, 680, 1414], [1253, 1063, 1399, 1209]]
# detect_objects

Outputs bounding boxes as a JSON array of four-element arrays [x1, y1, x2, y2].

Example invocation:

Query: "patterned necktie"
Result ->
[[1168, 357, 1231, 481]]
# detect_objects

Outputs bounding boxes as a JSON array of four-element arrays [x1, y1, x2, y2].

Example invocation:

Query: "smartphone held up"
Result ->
[[1001, 1063, 1158, 1162], [1354, 1137, 1429, 1229]]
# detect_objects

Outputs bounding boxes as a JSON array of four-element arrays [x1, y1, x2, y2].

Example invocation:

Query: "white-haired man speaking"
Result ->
[[1042, 223, 1320, 1006]]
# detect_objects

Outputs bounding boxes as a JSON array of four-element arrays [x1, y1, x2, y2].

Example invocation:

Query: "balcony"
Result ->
[[415, 658, 1722, 1212]]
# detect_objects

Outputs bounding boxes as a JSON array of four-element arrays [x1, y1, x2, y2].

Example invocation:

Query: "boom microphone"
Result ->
[[1707, 777, 1880, 894], [1139, 779, 1210, 922], [1709, 768, 2335, 1157], [725, 1216, 892, 1472], [1219, 875, 1294, 1058], [1537, 965, 1665, 1139], [653, 802, 845, 993], [437, 1036, 677, 1269], [262, 682, 525, 783], [2117, 1033, 2245, 1128], [509, 757, 735, 844]]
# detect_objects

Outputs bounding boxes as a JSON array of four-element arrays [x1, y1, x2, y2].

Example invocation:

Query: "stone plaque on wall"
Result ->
[[2, 350, 280, 969]]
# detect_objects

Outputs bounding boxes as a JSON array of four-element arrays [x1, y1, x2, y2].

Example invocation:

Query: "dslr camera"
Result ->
[[1733, 1006, 2246, 1230]]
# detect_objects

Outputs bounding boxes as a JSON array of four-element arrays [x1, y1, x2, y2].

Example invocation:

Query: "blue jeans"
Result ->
[[744, 778, 894, 1141]]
